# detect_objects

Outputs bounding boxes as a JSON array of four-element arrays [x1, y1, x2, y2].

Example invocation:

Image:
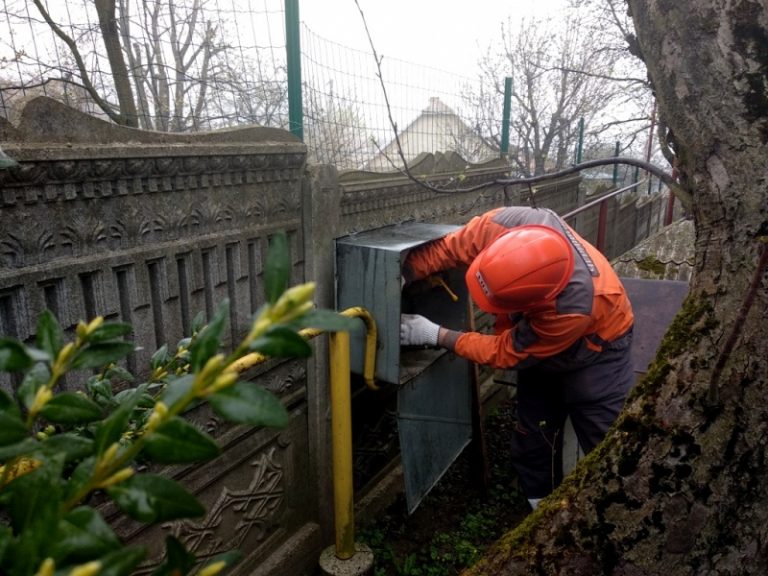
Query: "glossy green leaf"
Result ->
[[2, 533, 40, 576], [0, 412, 29, 447], [0, 438, 39, 461], [40, 433, 94, 463], [52, 506, 121, 564], [71, 341, 135, 370], [0, 389, 26, 447], [0, 339, 32, 372], [191, 311, 206, 335], [139, 393, 158, 409], [0, 388, 18, 414], [97, 546, 148, 576], [150, 344, 169, 369], [17, 362, 52, 410], [63, 456, 96, 503], [4, 453, 65, 533], [35, 310, 63, 358], [107, 474, 205, 523], [88, 322, 133, 342], [188, 301, 228, 373], [25, 347, 51, 363], [208, 381, 288, 428], [143, 417, 220, 463], [264, 231, 289, 304], [105, 364, 136, 384], [250, 326, 311, 358], [0, 524, 12, 568], [160, 374, 195, 412], [94, 386, 145, 456], [39, 392, 102, 424], [151, 536, 196, 576], [113, 386, 145, 404], [86, 376, 114, 406], [295, 309, 358, 332]]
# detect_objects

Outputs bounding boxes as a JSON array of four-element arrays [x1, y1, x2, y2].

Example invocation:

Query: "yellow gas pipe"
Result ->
[[232, 306, 378, 561], [329, 307, 377, 559]]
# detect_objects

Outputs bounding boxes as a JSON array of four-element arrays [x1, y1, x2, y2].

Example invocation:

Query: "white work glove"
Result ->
[[400, 314, 440, 346]]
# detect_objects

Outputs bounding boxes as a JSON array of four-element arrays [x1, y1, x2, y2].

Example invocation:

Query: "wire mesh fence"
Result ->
[[301, 24, 494, 170], [0, 0, 497, 173], [0, 0, 290, 130], [1, 1, 659, 180]]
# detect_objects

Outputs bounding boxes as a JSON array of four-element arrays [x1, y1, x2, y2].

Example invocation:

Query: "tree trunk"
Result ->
[[465, 2, 768, 574], [95, 0, 138, 127]]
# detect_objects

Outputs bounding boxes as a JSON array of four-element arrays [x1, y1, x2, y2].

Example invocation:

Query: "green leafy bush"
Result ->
[[0, 232, 355, 576]]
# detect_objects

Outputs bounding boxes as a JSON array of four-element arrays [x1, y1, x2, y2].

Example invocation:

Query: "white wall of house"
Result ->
[[365, 97, 496, 171]]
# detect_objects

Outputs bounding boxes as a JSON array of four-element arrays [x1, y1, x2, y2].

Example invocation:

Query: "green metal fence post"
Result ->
[[285, 0, 303, 140], [612, 141, 620, 186], [575, 117, 584, 164], [500, 77, 512, 158]]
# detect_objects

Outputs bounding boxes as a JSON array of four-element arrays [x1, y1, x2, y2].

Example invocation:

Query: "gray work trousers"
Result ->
[[510, 334, 634, 499]]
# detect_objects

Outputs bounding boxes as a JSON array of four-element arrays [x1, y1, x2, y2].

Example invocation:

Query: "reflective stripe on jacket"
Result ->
[[404, 207, 634, 370]]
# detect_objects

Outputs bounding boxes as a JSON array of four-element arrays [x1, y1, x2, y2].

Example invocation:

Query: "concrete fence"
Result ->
[[0, 97, 669, 575]]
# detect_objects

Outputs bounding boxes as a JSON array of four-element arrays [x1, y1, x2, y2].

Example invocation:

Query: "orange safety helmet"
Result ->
[[466, 225, 575, 314]]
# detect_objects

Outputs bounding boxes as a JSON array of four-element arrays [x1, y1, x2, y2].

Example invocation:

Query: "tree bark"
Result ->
[[94, 0, 138, 127], [465, 1, 768, 574]]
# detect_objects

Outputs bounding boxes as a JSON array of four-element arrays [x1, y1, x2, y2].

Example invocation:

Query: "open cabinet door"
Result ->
[[336, 222, 473, 513]]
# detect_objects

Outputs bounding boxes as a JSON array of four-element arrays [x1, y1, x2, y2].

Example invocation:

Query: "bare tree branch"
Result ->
[[30, 0, 123, 124], [352, 2, 692, 212], [533, 64, 649, 86]]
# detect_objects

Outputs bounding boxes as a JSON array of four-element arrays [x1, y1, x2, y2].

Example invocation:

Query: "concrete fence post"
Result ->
[[302, 164, 343, 545]]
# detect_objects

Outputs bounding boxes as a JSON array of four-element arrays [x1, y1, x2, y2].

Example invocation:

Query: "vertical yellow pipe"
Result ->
[[232, 306, 376, 562], [329, 329, 355, 559]]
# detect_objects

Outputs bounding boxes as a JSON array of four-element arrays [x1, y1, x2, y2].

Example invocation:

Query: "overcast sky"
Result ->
[[0, 0, 576, 142], [299, 0, 569, 78]]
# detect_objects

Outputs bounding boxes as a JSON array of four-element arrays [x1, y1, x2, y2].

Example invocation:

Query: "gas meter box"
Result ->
[[335, 222, 473, 513]]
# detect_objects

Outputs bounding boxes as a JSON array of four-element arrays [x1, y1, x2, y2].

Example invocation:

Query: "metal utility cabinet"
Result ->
[[336, 222, 473, 513]]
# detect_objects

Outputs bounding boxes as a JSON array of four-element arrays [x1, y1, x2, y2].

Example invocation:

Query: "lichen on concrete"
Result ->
[[612, 219, 695, 281], [636, 255, 668, 276]]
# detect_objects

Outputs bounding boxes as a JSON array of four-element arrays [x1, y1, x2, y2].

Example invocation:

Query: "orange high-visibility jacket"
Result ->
[[404, 207, 634, 370]]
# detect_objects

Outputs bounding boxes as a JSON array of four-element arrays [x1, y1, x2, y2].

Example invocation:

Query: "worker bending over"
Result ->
[[400, 206, 634, 509]]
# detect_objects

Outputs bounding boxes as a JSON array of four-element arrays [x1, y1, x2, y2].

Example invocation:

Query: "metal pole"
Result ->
[[329, 330, 354, 559], [612, 141, 620, 186], [234, 304, 378, 570], [665, 191, 676, 225], [328, 308, 376, 558], [285, 0, 303, 140], [500, 77, 512, 157], [563, 179, 648, 220], [576, 117, 584, 164]]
